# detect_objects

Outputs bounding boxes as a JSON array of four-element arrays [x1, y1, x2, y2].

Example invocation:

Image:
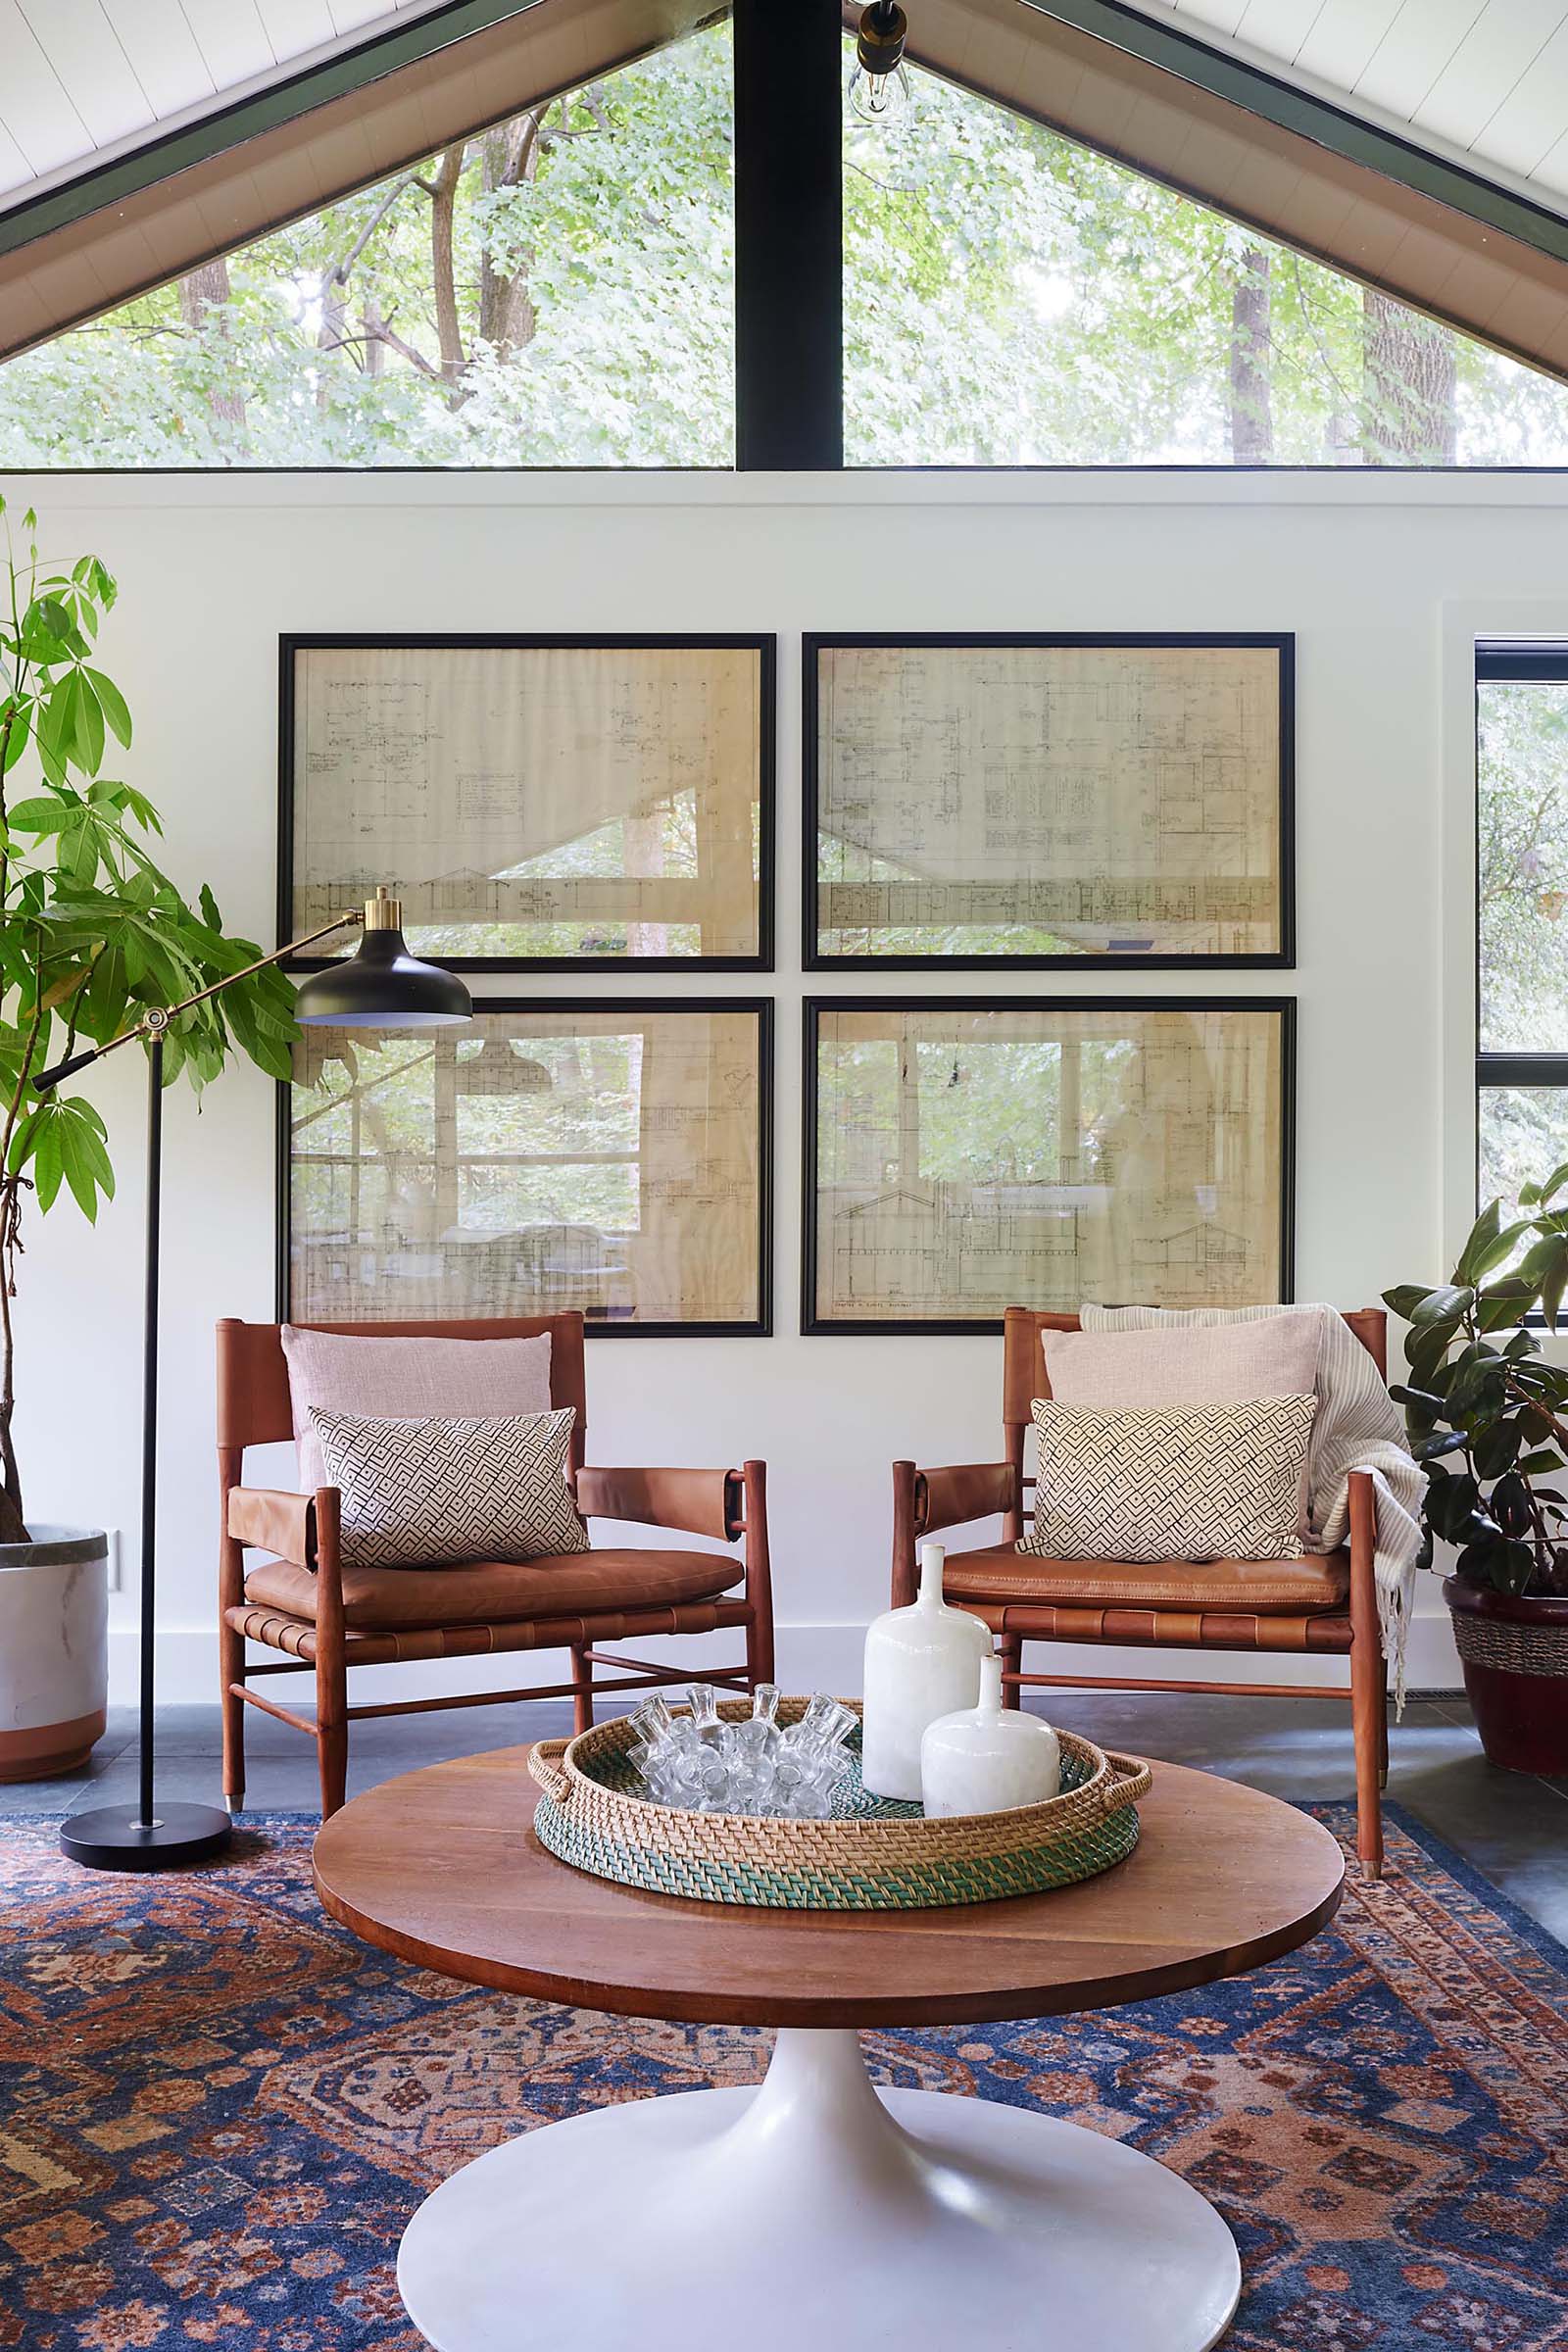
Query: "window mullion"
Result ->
[[732, 0, 844, 469]]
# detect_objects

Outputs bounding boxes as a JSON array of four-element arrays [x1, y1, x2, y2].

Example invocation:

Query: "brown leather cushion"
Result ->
[[942, 1544, 1349, 1614], [244, 1547, 743, 1631]]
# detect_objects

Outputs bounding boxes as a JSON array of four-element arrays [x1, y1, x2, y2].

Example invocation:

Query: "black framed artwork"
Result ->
[[805, 634, 1294, 970], [282, 998, 773, 1337], [280, 635, 776, 972], [803, 997, 1295, 1334]]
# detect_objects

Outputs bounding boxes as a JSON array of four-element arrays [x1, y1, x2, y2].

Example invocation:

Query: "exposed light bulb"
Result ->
[[848, 60, 914, 128], [848, 1, 914, 132]]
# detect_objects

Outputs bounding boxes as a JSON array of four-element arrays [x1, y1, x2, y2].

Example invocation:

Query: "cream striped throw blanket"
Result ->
[[1080, 1302, 1424, 1706]]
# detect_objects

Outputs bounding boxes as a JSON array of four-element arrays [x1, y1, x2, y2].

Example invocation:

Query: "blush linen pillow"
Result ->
[[309, 1405, 590, 1570], [1020, 1396, 1318, 1564], [1040, 1313, 1320, 1410], [282, 1327, 554, 1494]]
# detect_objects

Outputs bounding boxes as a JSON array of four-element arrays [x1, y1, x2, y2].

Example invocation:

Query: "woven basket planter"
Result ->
[[1446, 1577, 1568, 1773], [528, 1696, 1151, 1911]]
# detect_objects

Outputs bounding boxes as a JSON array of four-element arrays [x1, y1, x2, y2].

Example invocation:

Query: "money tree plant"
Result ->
[[0, 500, 296, 1544], [1384, 1184, 1568, 1598]]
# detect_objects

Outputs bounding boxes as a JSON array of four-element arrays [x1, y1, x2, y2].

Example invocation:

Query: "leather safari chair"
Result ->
[[892, 1307, 1390, 1879], [219, 1313, 773, 1819]]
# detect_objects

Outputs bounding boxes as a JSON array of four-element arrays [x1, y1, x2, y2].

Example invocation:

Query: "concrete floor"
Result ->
[[5, 1687, 1566, 1944]]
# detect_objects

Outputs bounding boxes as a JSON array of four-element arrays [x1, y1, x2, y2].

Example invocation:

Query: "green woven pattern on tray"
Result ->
[[533, 1794, 1140, 1909], [539, 1733, 1133, 1911]]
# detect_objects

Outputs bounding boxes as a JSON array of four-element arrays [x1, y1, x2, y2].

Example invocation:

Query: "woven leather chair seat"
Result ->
[[942, 1544, 1349, 1615], [244, 1546, 744, 1631]]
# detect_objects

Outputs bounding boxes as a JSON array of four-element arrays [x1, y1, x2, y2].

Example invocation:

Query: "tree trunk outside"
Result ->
[[1228, 248, 1273, 464], [1362, 289, 1457, 465], [479, 119, 540, 361], [177, 258, 247, 434], [430, 143, 469, 390]]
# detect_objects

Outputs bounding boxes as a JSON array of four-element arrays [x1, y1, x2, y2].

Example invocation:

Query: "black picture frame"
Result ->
[[277, 995, 774, 1338], [279, 633, 777, 974], [801, 994, 1297, 1335], [803, 633, 1296, 973]]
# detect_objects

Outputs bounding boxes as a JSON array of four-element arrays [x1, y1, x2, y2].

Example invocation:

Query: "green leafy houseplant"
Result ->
[[0, 500, 296, 1545], [1383, 1186, 1568, 1599]]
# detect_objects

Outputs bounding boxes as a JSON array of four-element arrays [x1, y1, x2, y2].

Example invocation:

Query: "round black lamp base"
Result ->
[[60, 1800, 232, 1873]]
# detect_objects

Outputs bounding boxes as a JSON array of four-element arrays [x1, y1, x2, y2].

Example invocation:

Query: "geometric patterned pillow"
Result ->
[[1018, 1395, 1317, 1564], [308, 1405, 590, 1570]]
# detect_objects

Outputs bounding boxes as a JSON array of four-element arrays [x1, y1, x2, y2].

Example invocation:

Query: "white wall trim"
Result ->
[[14, 468, 1568, 514]]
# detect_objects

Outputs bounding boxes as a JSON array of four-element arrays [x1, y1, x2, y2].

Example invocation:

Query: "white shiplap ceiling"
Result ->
[[0, 0, 450, 208], [1, 0, 1566, 220], [1117, 1, 1568, 207]]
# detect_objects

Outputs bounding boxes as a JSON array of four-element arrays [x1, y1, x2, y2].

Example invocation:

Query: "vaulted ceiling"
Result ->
[[0, 4, 458, 206], [1117, 0, 1568, 210], [2, 0, 1568, 378], [4, 0, 1568, 220]]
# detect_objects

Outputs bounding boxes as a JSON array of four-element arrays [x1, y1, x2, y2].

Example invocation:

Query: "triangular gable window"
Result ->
[[844, 54, 1568, 467], [5, 20, 1568, 470], [0, 24, 734, 470]]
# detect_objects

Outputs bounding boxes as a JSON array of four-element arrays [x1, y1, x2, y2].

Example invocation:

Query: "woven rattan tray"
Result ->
[[527, 1697, 1151, 1911]]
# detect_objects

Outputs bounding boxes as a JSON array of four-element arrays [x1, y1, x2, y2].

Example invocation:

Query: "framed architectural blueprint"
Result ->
[[282, 636, 774, 970], [804, 998, 1293, 1333], [807, 635, 1292, 968], [284, 999, 772, 1335]]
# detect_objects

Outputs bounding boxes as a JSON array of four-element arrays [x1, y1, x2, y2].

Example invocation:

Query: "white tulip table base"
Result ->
[[397, 2025, 1241, 2352]]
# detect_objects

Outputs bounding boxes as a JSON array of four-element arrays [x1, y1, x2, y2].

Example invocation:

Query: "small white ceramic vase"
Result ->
[[920, 1651, 1062, 1819], [860, 1542, 989, 1801]]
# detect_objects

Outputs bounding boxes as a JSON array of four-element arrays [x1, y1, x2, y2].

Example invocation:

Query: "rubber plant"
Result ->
[[0, 499, 296, 1544], [1383, 1184, 1568, 1597]]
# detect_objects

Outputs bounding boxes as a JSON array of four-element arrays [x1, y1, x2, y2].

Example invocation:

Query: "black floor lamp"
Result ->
[[42, 889, 471, 1873]]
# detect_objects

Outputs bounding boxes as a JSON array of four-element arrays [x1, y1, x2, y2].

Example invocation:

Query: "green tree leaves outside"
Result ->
[[2, 29, 1567, 469]]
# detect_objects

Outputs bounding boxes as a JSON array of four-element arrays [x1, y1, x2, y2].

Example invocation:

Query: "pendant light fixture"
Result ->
[[848, 1, 914, 129]]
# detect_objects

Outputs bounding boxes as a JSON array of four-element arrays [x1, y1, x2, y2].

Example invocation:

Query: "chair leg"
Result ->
[[316, 1642, 348, 1822], [318, 1715, 348, 1821], [999, 1631, 1023, 1711], [747, 1607, 775, 1692], [1347, 1489, 1384, 1882], [1378, 1671, 1390, 1792], [220, 1616, 246, 1815], [570, 1643, 594, 1736]]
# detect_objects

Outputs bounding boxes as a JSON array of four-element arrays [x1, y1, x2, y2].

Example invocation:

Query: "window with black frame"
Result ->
[[1478, 646, 1568, 1209]]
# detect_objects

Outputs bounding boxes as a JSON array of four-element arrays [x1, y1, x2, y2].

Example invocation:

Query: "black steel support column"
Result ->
[[733, 0, 844, 470]]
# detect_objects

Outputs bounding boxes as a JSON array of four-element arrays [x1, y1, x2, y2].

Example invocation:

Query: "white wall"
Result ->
[[5, 466, 1544, 1708]]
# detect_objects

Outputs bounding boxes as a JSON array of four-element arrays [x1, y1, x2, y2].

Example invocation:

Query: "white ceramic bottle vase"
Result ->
[[860, 1542, 990, 1801], [920, 1650, 1062, 1819]]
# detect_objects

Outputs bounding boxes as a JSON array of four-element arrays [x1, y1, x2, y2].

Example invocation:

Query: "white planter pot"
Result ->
[[0, 1525, 109, 1782]]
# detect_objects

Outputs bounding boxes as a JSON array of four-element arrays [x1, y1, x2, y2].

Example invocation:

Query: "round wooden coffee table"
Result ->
[[314, 1745, 1343, 2352]]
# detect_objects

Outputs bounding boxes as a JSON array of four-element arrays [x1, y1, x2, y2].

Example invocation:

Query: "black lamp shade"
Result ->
[[295, 926, 472, 1027]]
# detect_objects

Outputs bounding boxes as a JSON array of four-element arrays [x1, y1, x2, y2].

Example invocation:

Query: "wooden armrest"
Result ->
[[575, 1465, 741, 1544], [915, 1462, 1018, 1537], [227, 1486, 318, 1566]]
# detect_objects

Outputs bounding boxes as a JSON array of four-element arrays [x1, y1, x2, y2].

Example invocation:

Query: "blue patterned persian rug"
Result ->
[[0, 1802, 1565, 2350]]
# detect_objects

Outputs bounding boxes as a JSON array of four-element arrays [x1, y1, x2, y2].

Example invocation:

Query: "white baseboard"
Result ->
[[120, 1608, 1463, 1709]]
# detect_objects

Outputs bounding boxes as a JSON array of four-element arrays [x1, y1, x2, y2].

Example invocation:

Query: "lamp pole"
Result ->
[[44, 906, 368, 1871], [46, 890, 469, 1871]]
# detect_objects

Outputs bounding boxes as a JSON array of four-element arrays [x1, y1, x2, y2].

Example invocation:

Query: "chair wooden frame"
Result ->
[[892, 1307, 1390, 1879], [218, 1313, 773, 1819]]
